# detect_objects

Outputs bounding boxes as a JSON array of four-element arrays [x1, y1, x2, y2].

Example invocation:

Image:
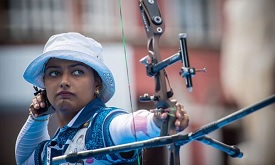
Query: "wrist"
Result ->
[[153, 115, 163, 129], [149, 113, 161, 136], [29, 112, 50, 122]]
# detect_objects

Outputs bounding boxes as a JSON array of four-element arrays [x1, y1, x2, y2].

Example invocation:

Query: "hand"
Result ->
[[29, 92, 54, 118], [152, 101, 189, 132], [173, 102, 189, 132]]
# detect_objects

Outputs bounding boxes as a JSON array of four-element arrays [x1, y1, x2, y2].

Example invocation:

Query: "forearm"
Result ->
[[109, 110, 160, 145], [15, 115, 50, 165]]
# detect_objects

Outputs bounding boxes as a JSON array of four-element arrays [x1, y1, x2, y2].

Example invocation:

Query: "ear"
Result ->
[[94, 76, 102, 90]]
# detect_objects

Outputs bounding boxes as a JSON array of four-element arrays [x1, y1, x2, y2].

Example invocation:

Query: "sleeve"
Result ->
[[109, 110, 160, 145], [15, 115, 50, 165], [85, 108, 142, 164]]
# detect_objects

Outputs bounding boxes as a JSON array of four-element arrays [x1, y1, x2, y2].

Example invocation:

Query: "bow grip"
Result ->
[[160, 101, 177, 136]]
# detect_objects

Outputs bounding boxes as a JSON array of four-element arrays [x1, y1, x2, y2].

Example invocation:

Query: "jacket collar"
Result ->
[[69, 98, 105, 128]]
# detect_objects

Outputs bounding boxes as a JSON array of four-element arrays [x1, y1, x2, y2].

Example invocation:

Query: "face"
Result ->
[[43, 58, 100, 116]]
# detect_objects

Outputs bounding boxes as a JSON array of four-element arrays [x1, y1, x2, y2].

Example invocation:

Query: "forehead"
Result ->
[[45, 58, 89, 68]]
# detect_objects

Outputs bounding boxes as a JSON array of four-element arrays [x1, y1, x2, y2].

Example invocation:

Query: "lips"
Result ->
[[57, 91, 74, 97]]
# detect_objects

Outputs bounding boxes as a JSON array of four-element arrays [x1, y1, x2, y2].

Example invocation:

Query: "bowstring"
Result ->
[[117, 1, 141, 164]]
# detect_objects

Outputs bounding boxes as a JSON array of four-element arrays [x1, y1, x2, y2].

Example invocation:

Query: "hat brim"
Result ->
[[23, 50, 115, 103]]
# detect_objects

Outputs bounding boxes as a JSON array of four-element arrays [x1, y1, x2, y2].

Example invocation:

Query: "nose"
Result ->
[[59, 74, 71, 88]]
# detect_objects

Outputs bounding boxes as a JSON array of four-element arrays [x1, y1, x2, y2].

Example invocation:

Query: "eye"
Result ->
[[72, 70, 84, 75], [49, 71, 60, 77]]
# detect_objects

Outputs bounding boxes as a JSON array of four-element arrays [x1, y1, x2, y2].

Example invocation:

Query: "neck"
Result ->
[[55, 110, 79, 127]]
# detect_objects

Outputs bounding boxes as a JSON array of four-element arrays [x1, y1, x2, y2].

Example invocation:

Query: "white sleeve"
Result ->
[[109, 110, 160, 145], [15, 115, 50, 165]]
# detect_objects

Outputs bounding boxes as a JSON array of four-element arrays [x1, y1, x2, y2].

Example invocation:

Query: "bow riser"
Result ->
[[140, 0, 177, 136], [139, 1, 179, 165]]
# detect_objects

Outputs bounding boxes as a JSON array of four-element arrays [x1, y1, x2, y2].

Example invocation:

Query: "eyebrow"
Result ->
[[45, 62, 90, 71], [69, 63, 89, 69]]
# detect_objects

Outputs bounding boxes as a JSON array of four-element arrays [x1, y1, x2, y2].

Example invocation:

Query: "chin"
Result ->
[[56, 100, 74, 111]]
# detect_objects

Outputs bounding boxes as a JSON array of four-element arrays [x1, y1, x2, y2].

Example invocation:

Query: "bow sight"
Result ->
[[139, 33, 207, 95]]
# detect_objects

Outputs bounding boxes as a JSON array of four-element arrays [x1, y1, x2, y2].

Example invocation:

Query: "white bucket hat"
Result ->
[[23, 32, 115, 103]]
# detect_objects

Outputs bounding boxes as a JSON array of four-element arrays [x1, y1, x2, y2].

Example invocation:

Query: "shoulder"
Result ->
[[84, 107, 130, 162], [96, 107, 129, 120], [85, 107, 128, 146]]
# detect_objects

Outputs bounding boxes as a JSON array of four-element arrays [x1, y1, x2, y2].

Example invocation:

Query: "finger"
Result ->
[[175, 102, 183, 108], [37, 102, 45, 109], [175, 113, 189, 131], [175, 114, 186, 127], [36, 94, 42, 102], [176, 110, 181, 119], [176, 107, 186, 119], [181, 114, 189, 128], [175, 119, 181, 127], [32, 97, 39, 109], [160, 112, 168, 120], [29, 104, 38, 117], [33, 95, 47, 109], [37, 94, 47, 108], [154, 111, 168, 119], [33, 102, 40, 109]]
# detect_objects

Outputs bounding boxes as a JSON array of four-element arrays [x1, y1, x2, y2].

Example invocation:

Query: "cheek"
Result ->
[[44, 86, 55, 104], [79, 80, 96, 98], [43, 79, 57, 103]]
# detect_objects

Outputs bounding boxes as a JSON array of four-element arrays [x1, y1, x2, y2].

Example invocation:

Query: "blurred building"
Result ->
[[0, 1, 233, 165], [0, 0, 221, 46], [221, 0, 275, 165]]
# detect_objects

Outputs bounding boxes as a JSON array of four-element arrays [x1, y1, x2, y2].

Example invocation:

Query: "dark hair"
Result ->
[[92, 69, 102, 89]]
